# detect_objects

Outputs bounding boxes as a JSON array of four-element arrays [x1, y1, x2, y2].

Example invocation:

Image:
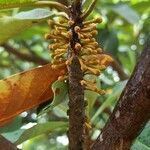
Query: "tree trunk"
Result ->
[[91, 37, 150, 150]]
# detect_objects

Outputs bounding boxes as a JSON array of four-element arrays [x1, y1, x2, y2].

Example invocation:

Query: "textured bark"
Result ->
[[91, 38, 150, 149], [68, 1, 85, 150], [0, 135, 18, 150]]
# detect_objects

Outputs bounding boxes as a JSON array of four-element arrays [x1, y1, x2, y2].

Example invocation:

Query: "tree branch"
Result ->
[[1, 44, 49, 65], [91, 37, 150, 149], [0, 135, 18, 150]]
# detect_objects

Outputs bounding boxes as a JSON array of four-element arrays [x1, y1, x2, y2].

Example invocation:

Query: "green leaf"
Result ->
[[84, 75, 101, 117], [0, 117, 22, 133], [132, 141, 150, 150], [2, 129, 25, 143], [85, 90, 99, 117], [0, 0, 36, 5], [16, 121, 68, 145], [0, 9, 52, 43], [97, 29, 119, 56], [132, 1, 150, 13], [14, 8, 52, 20], [91, 81, 127, 123], [22, 135, 51, 150], [118, 50, 136, 74], [0, 16, 33, 44], [39, 80, 68, 115], [49, 80, 68, 109], [109, 3, 140, 24], [104, 30, 119, 55], [132, 122, 150, 150]]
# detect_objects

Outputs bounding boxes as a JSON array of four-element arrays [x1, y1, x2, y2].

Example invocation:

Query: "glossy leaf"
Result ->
[[16, 121, 68, 144], [40, 80, 68, 115], [0, 64, 66, 126], [51, 80, 68, 106], [0, 16, 33, 44], [0, 8, 52, 44], [14, 8, 52, 20]]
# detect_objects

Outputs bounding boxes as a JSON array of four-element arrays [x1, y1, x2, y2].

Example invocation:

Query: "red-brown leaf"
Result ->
[[0, 64, 66, 126]]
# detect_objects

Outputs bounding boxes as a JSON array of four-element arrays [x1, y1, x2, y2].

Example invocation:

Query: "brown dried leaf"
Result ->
[[0, 63, 66, 126]]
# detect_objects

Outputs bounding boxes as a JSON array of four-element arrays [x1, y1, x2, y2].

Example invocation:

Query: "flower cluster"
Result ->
[[45, 17, 112, 94]]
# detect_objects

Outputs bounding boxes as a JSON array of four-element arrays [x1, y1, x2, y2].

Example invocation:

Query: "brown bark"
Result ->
[[91, 38, 150, 149], [67, 0, 86, 150], [0, 135, 18, 150]]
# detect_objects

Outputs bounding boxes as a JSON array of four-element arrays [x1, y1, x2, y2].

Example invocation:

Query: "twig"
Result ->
[[0, 1, 69, 15], [81, 0, 97, 20], [91, 37, 150, 149], [1, 44, 49, 65], [0, 135, 18, 150]]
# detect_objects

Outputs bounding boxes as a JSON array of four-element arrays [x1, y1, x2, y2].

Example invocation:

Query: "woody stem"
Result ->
[[67, 0, 86, 150]]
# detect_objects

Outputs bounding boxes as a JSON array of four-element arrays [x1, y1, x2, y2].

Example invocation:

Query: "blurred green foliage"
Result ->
[[0, 0, 149, 149]]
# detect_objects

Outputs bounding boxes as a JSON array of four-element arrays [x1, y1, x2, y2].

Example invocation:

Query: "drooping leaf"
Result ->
[[14, 8, 52, 20], [0, 9, 52, 44], [0, 64, 66, 126], [16, 121, 68, 145], [0, 16, 33, 44]]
